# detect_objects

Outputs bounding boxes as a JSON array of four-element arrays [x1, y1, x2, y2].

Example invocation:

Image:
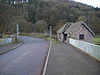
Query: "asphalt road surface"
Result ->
[[0, 36, 48, 75], [46, 42, 100, 75]]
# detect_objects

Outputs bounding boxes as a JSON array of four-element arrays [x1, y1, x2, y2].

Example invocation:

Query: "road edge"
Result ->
[[42, 41, 52, 75], [0, 39, 24, 55]]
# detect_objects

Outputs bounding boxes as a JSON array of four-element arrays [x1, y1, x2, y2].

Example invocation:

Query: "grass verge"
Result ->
[[20, 33, 58, 43], [93, 35, 100, 45]]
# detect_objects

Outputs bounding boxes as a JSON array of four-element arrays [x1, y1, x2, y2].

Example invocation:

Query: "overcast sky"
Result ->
[[74, 0, 100, 7]]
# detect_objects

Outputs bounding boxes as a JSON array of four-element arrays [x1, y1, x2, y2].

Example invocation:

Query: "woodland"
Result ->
[[0, 0, 100, 37]]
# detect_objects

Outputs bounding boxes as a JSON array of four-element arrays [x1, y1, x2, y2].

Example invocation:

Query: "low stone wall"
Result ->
[[68, 38, 100, 61], [0, 37, 16, 45]]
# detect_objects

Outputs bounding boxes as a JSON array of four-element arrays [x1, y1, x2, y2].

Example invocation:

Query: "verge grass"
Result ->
[[20, 33, 58, 43], [93, 35, 100, 45], [0, 39, 3, 42]]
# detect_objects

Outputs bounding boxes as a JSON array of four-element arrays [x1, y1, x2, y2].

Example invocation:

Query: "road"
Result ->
[[46, 42, 100, 75], [0, 36, 49, 75]]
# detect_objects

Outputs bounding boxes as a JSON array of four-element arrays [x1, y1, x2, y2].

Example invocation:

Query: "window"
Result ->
[[79, 34, 84, 40]]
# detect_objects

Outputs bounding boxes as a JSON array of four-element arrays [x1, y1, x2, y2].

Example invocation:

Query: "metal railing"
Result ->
[[68, 38, 100, 60]]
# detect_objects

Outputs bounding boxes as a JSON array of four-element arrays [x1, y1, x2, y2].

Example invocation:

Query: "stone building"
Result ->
[[57, 21, 95, 43]]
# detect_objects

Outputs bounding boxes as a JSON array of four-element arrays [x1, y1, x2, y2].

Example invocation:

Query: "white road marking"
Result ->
[[42, 41, 52, 75]]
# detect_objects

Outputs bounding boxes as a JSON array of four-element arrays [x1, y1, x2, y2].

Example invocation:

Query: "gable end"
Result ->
[[82, 22, 95, 36]]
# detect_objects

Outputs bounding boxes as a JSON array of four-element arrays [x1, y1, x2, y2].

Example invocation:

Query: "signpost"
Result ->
[[50, 26, 52, 43], [16, 24, 19, 36]]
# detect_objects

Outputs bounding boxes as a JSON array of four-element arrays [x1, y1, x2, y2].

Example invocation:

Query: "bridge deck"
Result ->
[[46, 42, 100, 75]]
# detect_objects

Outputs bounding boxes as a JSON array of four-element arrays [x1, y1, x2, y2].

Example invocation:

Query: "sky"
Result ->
[[74, 0, 100, 8]]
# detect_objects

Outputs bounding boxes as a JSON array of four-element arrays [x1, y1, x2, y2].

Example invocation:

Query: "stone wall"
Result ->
[[0, 37, 16, 45], [58, 33, 64, 41], [70, 24, 93, 43]]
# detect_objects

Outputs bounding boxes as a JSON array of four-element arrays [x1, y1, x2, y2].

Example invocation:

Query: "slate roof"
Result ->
[[57, 21, 95, 36], [57, 22, 72, 33], [62, 22, 72, 33], [64, 21, 82, 34]]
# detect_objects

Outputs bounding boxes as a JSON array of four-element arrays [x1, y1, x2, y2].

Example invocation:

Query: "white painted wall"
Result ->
[[58, 33, 64, 41], [0, 37, 15, 45], [68, 38, 100, 60]]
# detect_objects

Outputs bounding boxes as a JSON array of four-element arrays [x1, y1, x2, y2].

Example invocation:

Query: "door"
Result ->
[[63, 34, 67, 41]]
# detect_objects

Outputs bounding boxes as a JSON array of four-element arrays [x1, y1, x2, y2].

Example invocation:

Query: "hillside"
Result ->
[[27, 0, 100, 33], [0, 0, 100, 35]]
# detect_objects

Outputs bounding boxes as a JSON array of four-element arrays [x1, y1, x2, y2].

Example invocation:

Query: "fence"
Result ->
[[0, 37, 15, 45], [68, 38, 100, 60]]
